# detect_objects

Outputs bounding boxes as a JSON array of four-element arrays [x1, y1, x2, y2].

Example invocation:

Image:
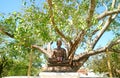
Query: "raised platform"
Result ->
[[39, 72, 80, 78], [42, 66, 73, 72]]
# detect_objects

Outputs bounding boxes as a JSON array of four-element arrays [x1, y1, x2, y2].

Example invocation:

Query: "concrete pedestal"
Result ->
[[39, 72, 80, 78], [42, 66, 73, 72]]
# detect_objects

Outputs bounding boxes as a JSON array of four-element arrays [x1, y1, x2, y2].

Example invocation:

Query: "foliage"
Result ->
[[86, 52, 120, 77], [0, 0, 120, 76], [0, 1, 50, 76]]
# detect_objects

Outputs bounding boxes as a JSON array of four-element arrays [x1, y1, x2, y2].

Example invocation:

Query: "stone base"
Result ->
[[39, 72, 80, 78], [42, 66, 73, 72]]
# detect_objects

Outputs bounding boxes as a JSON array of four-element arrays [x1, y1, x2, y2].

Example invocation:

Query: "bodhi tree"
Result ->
[[0, 0, 120, 73], [32, 0, 120, 72]]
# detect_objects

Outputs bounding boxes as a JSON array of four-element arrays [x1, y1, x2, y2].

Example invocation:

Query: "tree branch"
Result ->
[[112, 0, 116, 8], [68, 30, 85, 59], [73, 47, 106, 61], [91, 16, 112, 49], [97, 9, 120, 20], [31, 45, 51, 58], [68, 0, 96, 59], [107, 37, 120, 49], [91, 1, 119, 50], [0, 28, 14, 38], [76, 0, 96, 53], [47, 0, 70, 43], [111, 49, 120, 53], [75, 37, 120, 60], [86, 0, 96, 27], [102, 2, 108, 10], [72, 57, 89, 71], [91, 29, 99, 36]]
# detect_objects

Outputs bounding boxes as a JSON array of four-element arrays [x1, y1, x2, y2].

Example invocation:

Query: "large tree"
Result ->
[[0, 0, 120, 73], [32, 0, 120, 72]]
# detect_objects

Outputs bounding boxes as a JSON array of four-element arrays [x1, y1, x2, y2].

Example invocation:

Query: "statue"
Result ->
[[32, 39, 72, 72], [48, 40, 67, 64]]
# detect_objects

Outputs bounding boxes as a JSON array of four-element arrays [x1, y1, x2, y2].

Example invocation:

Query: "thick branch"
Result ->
[[72, 57, 89, 71], [112, 0, 116, 8], [91, 16, 112, 49], [91, 38, 120, 56], [47, 0, 70, 43], [68, 30, 85, 59], [86, 0, 96, 27], [31, 45, 51, 58], [97, 9, 120, 20], [76, 47, 107, 61], [75, 38, 120, 60], [0, 28, 14, 38]]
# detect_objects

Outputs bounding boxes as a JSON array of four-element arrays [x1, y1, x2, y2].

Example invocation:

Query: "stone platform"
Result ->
[[42, 66, 73, 72], [39, 72, 80, 78]]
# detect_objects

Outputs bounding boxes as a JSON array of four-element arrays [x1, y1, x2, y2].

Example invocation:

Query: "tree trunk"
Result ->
[[71, 57, 89, 72], [27, 49, 33, 76], [42, 56, 89, 72], [106, 49, 113, 78]]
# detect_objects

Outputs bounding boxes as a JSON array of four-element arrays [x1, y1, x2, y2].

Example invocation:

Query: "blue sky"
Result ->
[[0, 0, 45, 14], [0, 0, 22, 14], [0, 0, 115, 51]]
